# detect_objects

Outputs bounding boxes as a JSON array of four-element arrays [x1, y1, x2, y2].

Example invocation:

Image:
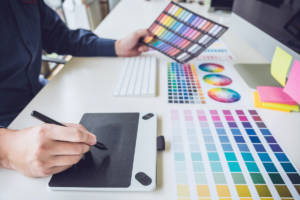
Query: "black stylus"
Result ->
[[31, 110, 108, 150]]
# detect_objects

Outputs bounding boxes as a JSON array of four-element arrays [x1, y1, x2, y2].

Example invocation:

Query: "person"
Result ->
[[0, 0, 152, 177]]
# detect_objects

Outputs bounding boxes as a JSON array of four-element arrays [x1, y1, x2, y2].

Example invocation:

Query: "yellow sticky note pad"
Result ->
[[271, 46, 293, 86], [262, 102, 299, 112], [254, 92, 290, 113]]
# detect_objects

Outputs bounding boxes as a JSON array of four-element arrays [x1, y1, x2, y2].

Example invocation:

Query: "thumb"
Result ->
[[133, 29, 154, 39]]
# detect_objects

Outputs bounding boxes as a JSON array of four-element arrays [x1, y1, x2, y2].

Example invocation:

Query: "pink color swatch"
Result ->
[[198, 116, 207, 121], [197, 110, 205, 115], [225, 116, 234, 121], [252, 116, 262, 121], [184, 110, 192, 115], [171, 116, 180, 121], [210, 110, 218, 115], [238, 116, 248, 121], [212, 116, 221, 121], [223, 110, 232, 115], [171, 110, 179, 114], [185, 116, 193, 121], [283, 60, 300, 105], [257, 86, 297, 105]]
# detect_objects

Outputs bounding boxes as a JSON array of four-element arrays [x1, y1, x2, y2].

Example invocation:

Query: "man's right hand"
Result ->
[[0, 123, 97, 177]]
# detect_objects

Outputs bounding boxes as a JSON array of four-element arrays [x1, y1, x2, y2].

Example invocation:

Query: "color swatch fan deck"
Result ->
[[169, 109, 300, 200], [142, 2, 228, 64], [167, 62, 251, 105]]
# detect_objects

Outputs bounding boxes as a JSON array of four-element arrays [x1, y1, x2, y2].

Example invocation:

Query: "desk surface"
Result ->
[[2, 0, 300, 199]]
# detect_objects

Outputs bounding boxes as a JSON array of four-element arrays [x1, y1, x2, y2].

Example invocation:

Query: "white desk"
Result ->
[[2, 0, 300, 199]]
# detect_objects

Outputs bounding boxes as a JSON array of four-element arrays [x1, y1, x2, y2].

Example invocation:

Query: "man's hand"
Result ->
[[0, 123, 96, 177], [115, 29, 154, 57]]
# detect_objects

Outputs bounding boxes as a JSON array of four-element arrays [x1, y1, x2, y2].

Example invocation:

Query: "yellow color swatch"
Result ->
[[175, 8, 182, 16], [240, 199, 253, 200], [262, 102, 299, 112], [196, 185, 211, 197], [260, 199, 274, 200], [167, 18, 174, 27], [197, 198, 211, 200], [154, 26, 162, 35], [218, 198, 232, 200], [163, 16, 171, 25], [178, 198, 190, 200], [254, 92, 290, 112], [235, 185, 252, 197], [216, 185, 231, 197], [271, 46, 293, 86], [177, 185, 190, 197]]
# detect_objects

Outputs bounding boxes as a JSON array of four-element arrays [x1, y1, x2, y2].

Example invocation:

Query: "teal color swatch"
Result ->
[[225, 152, 237, 161], [194, 173, 208, 184], [208, 152, 220, 161], [191, 152, 202, 161], [246, 162, 260, 172], [210, 162, 223, 172], [228, 162, 242, 172], [175, 162, 187, 172], [193, 162, 205, 172], [174, 152, 185, 161], [241, 153, 255, 161]]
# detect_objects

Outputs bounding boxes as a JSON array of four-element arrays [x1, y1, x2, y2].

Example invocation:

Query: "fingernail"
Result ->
[[90, 137, 97, 145]]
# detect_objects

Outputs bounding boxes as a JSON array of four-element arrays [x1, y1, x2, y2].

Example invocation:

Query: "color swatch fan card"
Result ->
[[142, 2, 228, 64], [167, 62, 252, 106], [169, 109, 300, 200]]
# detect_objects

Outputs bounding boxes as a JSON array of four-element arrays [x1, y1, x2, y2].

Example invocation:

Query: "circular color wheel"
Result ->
[[203, 74, 232, 86], [208, 88, 241, 103], [199, 63, 224, 73]]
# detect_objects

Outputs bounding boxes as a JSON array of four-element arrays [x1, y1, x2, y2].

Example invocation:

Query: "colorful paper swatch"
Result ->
[[142, 2, 228, 64], [167, 62, 252, 106], [203, 74, 232, 86], [254, 92, 290, 113], [284, 60, 300, 105], [196, 39, 235, 60], [257, 86, 297, 105], [169, 109, 300, 200], [167, 62, 206, 104], [208, 88, 241, 103], [271, 47, 293, 86]]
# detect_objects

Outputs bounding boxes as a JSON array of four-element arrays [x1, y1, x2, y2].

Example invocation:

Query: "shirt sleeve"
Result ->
[[38, 0, 116, 57]]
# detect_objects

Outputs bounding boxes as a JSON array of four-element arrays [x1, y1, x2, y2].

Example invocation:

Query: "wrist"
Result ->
[[115, 40, 122, 57], [0, 128, 17, 170]]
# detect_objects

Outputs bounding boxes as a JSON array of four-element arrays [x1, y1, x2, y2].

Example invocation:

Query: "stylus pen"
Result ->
[[31, 110, 108, 150]]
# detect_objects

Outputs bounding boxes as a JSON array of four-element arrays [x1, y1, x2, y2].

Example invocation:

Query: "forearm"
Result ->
[[0, 128, 15, 169]]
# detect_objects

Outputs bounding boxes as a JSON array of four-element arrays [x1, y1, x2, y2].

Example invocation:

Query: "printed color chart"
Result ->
[[167, 62, 251, 105], [195, 39, 235, 60], [142, 2, 228, 64], [168, 62, 206, 104], [169, 109, 300, 200]]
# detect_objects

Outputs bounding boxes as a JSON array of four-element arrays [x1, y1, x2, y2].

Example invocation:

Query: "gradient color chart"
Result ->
[[142, 2, 228, 64], [169, 108, 300, 200], [168, 62, 206, 104]]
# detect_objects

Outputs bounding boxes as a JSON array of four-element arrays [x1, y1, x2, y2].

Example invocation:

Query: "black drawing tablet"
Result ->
[[48, 112, 157, 192]]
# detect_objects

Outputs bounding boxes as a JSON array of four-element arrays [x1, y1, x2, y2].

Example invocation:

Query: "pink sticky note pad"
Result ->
[[284, 60, 300, 105], [257, 86, 297, 105]]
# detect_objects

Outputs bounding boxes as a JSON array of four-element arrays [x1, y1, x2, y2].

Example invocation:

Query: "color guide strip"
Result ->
[[142, 2, 228, 64], [196, 39, 235, 60], [168, 62, 206, 104], [169, 108, 300, 200]]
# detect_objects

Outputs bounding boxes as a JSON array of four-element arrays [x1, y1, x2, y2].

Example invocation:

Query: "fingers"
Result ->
[[138, 45, 149, 53], [49, 165, 73, 176], [50, 141, 91, 155], [47, 125, 97, 145], [51, 155, 83, 167]]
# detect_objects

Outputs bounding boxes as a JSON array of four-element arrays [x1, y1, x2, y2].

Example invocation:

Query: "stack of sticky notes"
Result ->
[[254, 47, 300, 112], [256, 86, 299, 112]]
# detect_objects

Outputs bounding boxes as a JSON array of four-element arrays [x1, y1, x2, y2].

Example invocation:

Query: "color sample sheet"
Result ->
[[169, 108, 300, 200], [142, 2, 228, 64], [195, 39, 235, 60], [167, 62, 251, 105]]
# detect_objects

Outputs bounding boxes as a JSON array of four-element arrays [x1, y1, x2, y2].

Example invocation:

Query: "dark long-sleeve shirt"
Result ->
[[0, 0, 117, 127]]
